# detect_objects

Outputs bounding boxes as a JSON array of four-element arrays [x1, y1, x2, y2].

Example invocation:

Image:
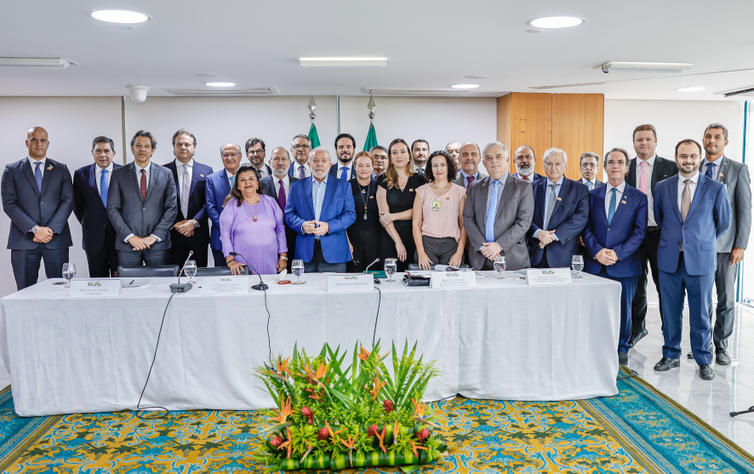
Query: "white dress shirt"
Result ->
[[134, 161, 152, 191], [677, 172, 699, 212], [273, 175, 290, 198], [581, 177, 597, 190], [95, 162, 114, 196], [702, 156, 723, 182], [634, 154, 657, 227], [604, 181, 626, 219], [28, 156, 47, 178], [337, 163, 353, 181], [176, 159, 194, 195], [292, 162, 311, 178]]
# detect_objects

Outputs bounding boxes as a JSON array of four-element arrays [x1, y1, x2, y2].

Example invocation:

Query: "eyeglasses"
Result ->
[[292, 144, 310, 150], [543, 162, 564, 169], [221, 152, 241, 159], [580, 163, 597, 169], [678, 154, 700, 160], [247, 149, 265, 155]]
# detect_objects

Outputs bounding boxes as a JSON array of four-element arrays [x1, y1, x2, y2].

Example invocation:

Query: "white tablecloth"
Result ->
[[0, 272, 621, 416]]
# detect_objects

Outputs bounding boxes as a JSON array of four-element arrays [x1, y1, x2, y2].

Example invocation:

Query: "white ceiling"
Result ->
[[2, 0, 754, 101]]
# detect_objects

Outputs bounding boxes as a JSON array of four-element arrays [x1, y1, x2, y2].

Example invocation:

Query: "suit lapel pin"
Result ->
[[557, 197, 562, 201], [719, 173, 724, 178], [200, 174, 204, 177], [621, 200, 627, 205], [46, 165, 53, 171]]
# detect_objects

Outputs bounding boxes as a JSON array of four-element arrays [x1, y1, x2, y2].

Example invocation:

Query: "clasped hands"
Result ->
[[481, 242, 503, 260], [128, 235, 157, 251], [173, 219, 195, 237], [537, 230, 557, 249], [32, 226, 53, 243], [595, 248, 619, 266], [302, 220, 329, 236]]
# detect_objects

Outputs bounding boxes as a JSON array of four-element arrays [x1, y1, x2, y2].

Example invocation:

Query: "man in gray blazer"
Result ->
[[107, 130, 177, 266], [698, 123, 751, 365], [453, 142, 488, 190], [463, 141, 534, 271], [1, 126, 74, 290]]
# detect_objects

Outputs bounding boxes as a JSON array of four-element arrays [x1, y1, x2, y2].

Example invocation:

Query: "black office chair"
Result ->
[[407, 263, 470, 271], [117, 265, 180, 278], [196, 266, 249, 276]]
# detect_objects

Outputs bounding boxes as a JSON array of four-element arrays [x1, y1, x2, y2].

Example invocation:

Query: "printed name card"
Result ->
[[70, 280, 121, 297], [327, 274, 374, 293], [430, 271, 477, 289], [526, 268, 572, 285], [201, 276, 250, 294]]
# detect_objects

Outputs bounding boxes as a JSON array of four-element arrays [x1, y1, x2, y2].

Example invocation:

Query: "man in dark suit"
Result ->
[[285, 147, 356, 273], [246, 137, 272, 180], [164, 129, 213, 267], [463, 142, 533, 271], [653, 139, 731, 381], [206, 143, 242, 266], [583, 148, 647, 366], [453, 142, 489, 190], [412, 139, 430, 176], [527, 148, 589, 268], [260, 146, 298, 272], [699, 123, 752, 365], [73, 136, 121, 277], [513, 145, 545, 183], [107, 130, 177, 266], [579, 152, 605, 191], [2, 126, 73, 290], [289, 134, 311, 179], [626, 124, 678, 346], [329, 133, 358, 182]]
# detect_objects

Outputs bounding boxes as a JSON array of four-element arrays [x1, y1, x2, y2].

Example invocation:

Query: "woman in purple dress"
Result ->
[[220, 165, 287, 275]]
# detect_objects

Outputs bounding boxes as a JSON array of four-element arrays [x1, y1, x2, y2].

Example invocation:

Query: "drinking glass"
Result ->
[[493, 256, 506, 279], [572, 255, 584, 279], [291, 259, 305, 284], [62, 263, 76, 288], [384, 258, 398, 283], [184, 260, 197, 285]]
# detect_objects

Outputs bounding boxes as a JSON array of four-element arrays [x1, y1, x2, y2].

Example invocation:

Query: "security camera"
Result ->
[[601, 64, 610, 74], [126, 85, 149, 102]]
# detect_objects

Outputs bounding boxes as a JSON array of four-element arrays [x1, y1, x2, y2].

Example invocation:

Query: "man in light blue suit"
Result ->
[[285, 147, 356, 273], [205, 143, 242, 266], [653, 139, 731, 381], [583, 148, 647, 366]]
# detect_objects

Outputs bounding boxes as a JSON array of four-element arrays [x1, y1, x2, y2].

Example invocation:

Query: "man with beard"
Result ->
[[452, 142, 488, 190], [412, 139, 430, 176], [245, 137, 272, 179], [513, 145, 545, 183], [289, 134, 311, 179], [260, 146, 298, 271], [329, 133, 357, 183]]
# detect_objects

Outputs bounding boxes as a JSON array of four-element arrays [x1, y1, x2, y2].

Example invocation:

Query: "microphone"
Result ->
[[170, 250, 194, 294], [364, 258, 380, 274], [229, 252, 268, 291]]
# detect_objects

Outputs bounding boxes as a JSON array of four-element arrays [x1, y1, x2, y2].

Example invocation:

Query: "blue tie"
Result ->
[[607, 188, 617, 225], [485, 180, 499, 242], [705, 162, 716, 180], [34, 161, 43, 192], [340, 166, 348, 181], [100, 169, 109, 207]]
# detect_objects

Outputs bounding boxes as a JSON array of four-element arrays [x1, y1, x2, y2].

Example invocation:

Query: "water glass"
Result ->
[[493, 256, 506, 279], [291, 259, 305, 284], [184, 260, 197, 285], [384, 258, 398, 282], [572, 255, 584, 279], [62, 263, 76, 288]]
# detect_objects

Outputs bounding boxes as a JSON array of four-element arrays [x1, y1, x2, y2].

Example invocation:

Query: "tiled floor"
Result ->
[[1, 305, 752, 456]]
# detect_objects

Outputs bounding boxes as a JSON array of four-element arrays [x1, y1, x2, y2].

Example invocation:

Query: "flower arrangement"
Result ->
[[255, 341, 447, 471]]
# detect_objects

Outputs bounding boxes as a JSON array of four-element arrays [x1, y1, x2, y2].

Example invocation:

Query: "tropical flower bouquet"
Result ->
[[255, 341, 447, 471]]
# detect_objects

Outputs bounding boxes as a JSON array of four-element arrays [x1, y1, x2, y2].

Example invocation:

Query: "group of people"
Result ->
[[2, 122, 749, 381]]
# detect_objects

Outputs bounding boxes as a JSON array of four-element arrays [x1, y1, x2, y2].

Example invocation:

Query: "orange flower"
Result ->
[[276, 356, 292, 378], [358, 346, 371, 361], [271, 396, 292, 424], [369, 377, 387, 402], [277, 426, 294, 459], [374, 425, 388, 453], [409, 440, 429, 458], [392, 420, 401, 445]]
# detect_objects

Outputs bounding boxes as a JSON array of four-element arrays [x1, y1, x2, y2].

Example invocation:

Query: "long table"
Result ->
[[0, 272, 621, 416]]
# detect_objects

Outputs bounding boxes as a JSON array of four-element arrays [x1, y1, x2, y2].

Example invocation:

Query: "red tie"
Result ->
[[140, 169, 147, 200], [522, 175, 530, 182], [466, 176, 474, 189]]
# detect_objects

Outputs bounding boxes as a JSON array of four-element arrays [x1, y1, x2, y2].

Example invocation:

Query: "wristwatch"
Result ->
[[31, 225, 40, 234]]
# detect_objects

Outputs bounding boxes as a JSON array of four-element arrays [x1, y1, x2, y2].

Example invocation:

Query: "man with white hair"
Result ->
[[527, 148, 590, 268]]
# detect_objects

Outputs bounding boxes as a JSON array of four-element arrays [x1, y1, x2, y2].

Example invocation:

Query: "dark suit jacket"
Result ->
[[627, 155, 677, 196], [453, 171, 488, 189], [708, 156, 751, 253], [513, 172, 545, 183], [527, 177, 590, 268], [205, 169, 234, 251], [1, 157, 73, 250], [654, 174, 731, 276], [107, 162, 178, 252], [164, 160, 213, 249], [329, 163, 358, 183], [581, 178, 605, 189], [73, 162, 122, 253], [583, 184, 647, 278]]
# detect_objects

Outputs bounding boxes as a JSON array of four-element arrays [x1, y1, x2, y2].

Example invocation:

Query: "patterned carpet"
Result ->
[[2, 371, 753, 473]]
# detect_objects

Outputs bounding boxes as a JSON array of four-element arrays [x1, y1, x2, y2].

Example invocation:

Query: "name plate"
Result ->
[[201, 276, 250, 294], [327, 274, 374, 292], [70, 280, 121, 297], [526, 268, 572, 285], [430, 271, 477, 289]]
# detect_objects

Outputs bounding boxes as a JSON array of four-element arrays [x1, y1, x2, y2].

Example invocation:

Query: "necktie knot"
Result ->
[[684, 178, 691, 185]]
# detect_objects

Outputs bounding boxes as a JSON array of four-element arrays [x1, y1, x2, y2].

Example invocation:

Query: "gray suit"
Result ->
[[107, 162, 177, 264], [463, 175, 534, 270], [706, 155, 752, 349], [453, 171, 488, 190]]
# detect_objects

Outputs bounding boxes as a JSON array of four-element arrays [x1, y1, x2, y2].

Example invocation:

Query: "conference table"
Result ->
[[0, 271, 621, 417]]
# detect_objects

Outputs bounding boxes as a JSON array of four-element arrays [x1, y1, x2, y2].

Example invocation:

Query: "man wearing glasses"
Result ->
[[205, 143, 242, 266], [289, 134, 311, 179], [527, 148, 590, 268], [246, 137, 272, 179], [579, 152, 604, 190]]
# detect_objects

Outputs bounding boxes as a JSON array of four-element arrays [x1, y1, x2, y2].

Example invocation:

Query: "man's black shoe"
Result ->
[[699, 364, 715, 380], [715, 348, 731, 365], [631, 329, 648, 346], [654, 357, 680, 371]]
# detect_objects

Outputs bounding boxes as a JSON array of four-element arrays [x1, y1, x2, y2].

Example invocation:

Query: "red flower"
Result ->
[[317, 427, 329, 441], [301, 406, 313, 417], [270, 436, 283, 448], [417, 428, 430, 443], [367, 424, 379, 437], [383, 399, 394, 413]]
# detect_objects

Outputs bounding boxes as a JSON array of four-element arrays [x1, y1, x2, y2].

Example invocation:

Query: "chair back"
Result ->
[[117, 265, 180, 278]]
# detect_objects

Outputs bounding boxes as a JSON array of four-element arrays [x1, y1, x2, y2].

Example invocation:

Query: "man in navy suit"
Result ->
[[579, 152, 605, 191], [260, 146, 298, 272], [73, 136, 121, 277], [583, 148, 647, 366], [285, 147, 356, 273], [206, 143, 242, 266], [513, 145, 545, 183], [289, 134, 311, 179], [329, 133, 358, 182], [527, 148, 590, 268], [164, 129, 213, 267], [246, 137, 272, 180], [653, 139, 731, 381], [107, 130, 177, 267], [2, 126, 74, 290]]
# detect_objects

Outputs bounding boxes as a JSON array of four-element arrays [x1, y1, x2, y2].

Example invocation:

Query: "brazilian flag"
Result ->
[[308, 123, 321, 148], [363, 123, 378, 151]]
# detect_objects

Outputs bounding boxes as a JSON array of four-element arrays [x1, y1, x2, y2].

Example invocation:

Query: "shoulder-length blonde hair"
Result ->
[[384, 138, 416, 189]]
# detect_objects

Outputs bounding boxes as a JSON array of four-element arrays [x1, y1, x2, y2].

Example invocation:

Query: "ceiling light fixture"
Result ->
[[0, 57, 72, 68], [528, 16, 584, 29], [675, 86, 706, 92], [450, 83, 480, 90], [597, 61, 692, 73], [206, 82, 235, 87], [298, 57, 387, 68], [91, 10, 149, 24]]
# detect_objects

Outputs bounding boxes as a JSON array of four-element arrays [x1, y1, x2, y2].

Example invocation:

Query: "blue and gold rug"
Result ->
[[2, 372, 753, 473]]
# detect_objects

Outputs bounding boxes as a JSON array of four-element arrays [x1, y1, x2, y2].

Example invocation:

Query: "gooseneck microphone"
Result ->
[[169, 250, 194, 293], [363, 258, 380, 274], [229, 251, 268, 291]]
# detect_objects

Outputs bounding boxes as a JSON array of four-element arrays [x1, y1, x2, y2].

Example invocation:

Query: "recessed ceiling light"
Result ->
[[206, 82, 235, 87], [0, 57, 72, 68], [450, 83, 480, 90], [528, 16, 584, 29], [676, 86, 706, 92], [91, 10, 149, 24], [298, 57, 388, 68]]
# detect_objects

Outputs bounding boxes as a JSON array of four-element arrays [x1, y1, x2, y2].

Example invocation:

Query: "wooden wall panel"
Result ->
[[510, 93, 552, 175], [551, 94, 604, 180], [496, 94, 512, 168]]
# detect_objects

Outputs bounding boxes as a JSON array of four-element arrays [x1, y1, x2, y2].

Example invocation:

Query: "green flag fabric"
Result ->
[[363, 123, 378, 151], [308, 123, 321, 148]]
